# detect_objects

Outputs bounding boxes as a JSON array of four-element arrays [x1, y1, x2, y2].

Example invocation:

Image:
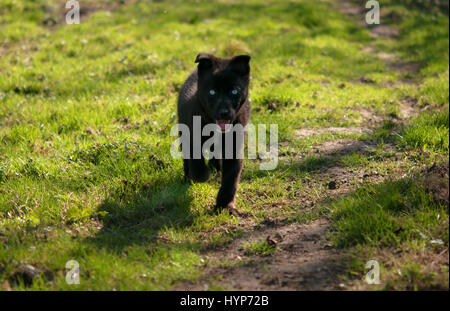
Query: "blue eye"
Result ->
[[209, 89, 216, 96], [232, 89, 238, 95]]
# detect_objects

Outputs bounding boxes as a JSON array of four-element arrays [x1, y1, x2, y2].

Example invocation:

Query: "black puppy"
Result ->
[[177, 53, 251, 211]]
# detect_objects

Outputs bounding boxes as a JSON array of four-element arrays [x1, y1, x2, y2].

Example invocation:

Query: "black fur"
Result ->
[[177, 53, 251, 210]]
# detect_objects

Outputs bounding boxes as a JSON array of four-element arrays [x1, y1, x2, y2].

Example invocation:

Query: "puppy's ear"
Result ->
[[230, 55, 251, 76], [195, 53, 215, 71]]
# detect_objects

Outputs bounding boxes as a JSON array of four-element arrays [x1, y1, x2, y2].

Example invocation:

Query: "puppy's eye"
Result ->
[[209, 89, 216, 96], [231, 89, 238, 95]]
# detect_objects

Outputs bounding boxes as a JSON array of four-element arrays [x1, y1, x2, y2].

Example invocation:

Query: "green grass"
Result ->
[[329, 179, 448, 248], [0, 0, 448, 290], [242, 239, 277, 256], [326, 109, 449, 289], [399, 110, 449, 152]]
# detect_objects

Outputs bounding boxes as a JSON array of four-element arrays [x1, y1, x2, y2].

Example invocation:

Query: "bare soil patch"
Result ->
[[399, 96, 420, 119], [368, 25, 400, 39], [312, 138, 375, 155], [175, 219, 348, 290], [420, 163, 449, 206], [296, 127, 372, 137]]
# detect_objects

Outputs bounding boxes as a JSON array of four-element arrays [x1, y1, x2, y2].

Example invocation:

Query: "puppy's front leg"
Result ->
[[216, 158, 243, 210], [188, 158, 210, 182]]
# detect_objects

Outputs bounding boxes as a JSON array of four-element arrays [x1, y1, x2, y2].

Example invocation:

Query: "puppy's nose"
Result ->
[[219, 109, 229, 119]]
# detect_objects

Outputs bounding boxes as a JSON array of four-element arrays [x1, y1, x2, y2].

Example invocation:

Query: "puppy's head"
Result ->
[[195, 53, 251, 130]]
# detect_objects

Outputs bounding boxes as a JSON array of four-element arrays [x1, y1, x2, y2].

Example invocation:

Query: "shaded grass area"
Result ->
[[330, 178, 448, 248], [326, 110, 449, 290], [328, 173, 449, 290], [0, 0, 448, 290]]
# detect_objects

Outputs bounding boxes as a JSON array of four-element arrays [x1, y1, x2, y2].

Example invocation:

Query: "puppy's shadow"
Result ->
[[87, 178, 195, 252]]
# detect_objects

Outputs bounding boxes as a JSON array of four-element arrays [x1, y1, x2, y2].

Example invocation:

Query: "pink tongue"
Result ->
[[216, 121, 229, 131]]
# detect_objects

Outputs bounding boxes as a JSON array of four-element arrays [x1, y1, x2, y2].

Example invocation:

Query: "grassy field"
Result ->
[[0, 0, 448, 290]]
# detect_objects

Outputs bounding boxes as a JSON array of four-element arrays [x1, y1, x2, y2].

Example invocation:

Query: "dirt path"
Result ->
[[175, 219, 347, 290], [174, 137, 407, 290], [173, 0, 423, 291], [337, 0, 422, 118]]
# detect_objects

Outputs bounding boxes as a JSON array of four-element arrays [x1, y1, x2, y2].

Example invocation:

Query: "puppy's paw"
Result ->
[[214, 202, 240, 216]]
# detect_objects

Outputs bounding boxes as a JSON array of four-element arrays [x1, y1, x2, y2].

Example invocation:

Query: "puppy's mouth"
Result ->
[[216, 120, 231, 131]]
